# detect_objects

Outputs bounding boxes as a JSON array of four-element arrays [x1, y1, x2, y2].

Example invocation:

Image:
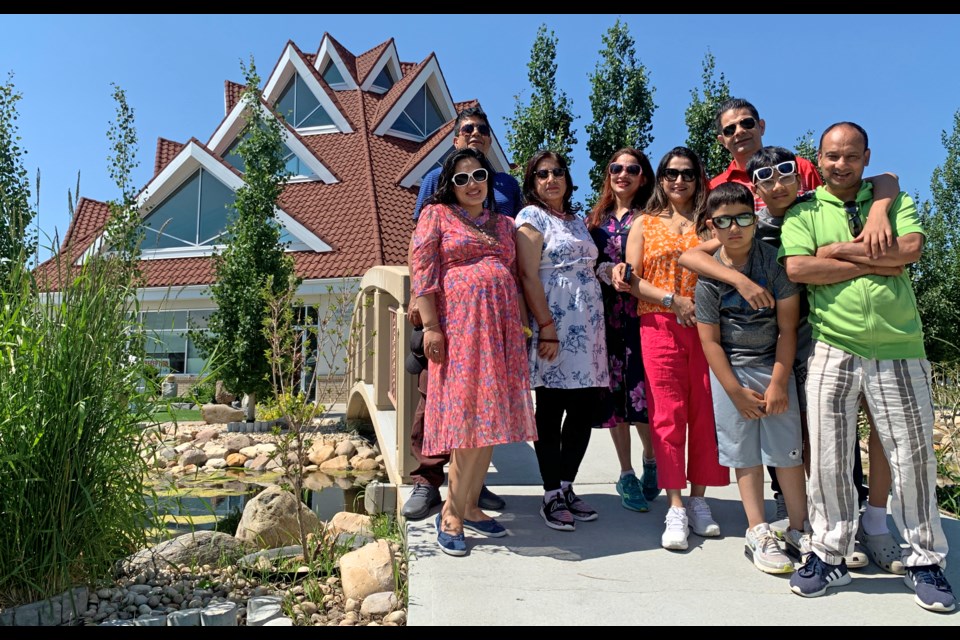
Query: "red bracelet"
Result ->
[[538, 317, 554, 330]]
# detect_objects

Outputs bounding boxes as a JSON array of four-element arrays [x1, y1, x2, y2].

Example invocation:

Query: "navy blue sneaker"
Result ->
[[789, 554, 851, 598], [904, 565, 955, 612], [435, 513, 467, 556], [462, 517, 508, 538], [640, 459, 660, 502], [478, 485, 505, 510]]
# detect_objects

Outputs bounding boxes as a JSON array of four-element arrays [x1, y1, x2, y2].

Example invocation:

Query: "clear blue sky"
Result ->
[[4, 14, 960, 258]]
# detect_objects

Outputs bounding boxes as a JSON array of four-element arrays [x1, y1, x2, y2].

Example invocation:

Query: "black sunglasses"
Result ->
[[662, 168, 697, 183], [451, 168, 489, 187], [711, 212, 757, 230], [721, 116, 757, 137], [535, 167, 566, 180], [609, 163, 642, 176], [843, 201, 863, 237], [458, 123, 491, 137]]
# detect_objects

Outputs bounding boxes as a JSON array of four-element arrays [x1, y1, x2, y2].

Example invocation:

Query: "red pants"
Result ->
[[640, 313, 729, 490]]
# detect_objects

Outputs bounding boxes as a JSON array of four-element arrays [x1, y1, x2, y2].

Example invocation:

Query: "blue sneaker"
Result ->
[[904, 565, 955, 612], [615, 473, 649, 512], [640, 459, 660, 502], [789, 554, 851, 597], [478, 485, 505, 511], [435, 513, 467, 556], [463, 517, 508, 538]]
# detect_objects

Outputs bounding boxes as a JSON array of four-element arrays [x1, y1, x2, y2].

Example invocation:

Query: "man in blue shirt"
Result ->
[[403, 107, 519, 520]]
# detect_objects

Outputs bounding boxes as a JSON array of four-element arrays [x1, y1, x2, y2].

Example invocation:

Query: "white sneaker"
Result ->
[[783, 525, 813, 561], [662, 507, 689, 550], [746, 523, 794, 574], [686, 497, 720, 537]]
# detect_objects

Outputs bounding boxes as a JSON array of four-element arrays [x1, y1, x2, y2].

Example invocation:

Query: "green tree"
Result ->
[[0, 73, 36, 277], [684, 51, 731, 179], [102, 83, 143, 273], [794, 128, 819, 167], [912, 109, 960, 362], [505, 24, 578, 180], [585, 19, 656, 203], [195, 58, 297, 419]]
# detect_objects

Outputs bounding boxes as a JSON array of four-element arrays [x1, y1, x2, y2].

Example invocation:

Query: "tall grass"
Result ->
[[0, 251, 155, 608]]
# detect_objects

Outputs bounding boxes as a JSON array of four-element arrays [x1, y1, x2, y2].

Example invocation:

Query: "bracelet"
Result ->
[[522, 326, 533, 339], [538, 338, 560, 344], [538, 317, 555, 330], [423, 322, 440, 331]]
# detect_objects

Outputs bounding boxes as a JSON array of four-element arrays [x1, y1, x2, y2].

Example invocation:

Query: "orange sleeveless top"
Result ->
[[637, 214, 701, 316]]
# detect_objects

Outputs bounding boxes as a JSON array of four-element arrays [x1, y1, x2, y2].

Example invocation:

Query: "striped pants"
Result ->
[[806, 341, 948, 567]]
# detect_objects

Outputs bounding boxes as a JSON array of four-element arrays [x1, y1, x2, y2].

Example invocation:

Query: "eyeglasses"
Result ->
[[458, 123, 491, 137], [535, 167, 566, 180], [711, 212, 757, 230], [662, 168, 697, 183], [721, 116, 757, 137], [843, 201, 863, 237], [752, 161, 797, 186], [451, 168, 489, 187], [609, 163, 642, 176]]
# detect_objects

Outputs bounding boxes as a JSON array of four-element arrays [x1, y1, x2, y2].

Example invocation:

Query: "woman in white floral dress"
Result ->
[[516, 150, 609, 532]]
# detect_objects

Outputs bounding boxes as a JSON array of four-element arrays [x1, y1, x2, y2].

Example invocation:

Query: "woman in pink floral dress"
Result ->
[[411, 148, 537, 556]]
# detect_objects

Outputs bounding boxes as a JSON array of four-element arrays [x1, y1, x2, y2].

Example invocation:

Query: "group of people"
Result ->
[[402, 100, 954, 614]]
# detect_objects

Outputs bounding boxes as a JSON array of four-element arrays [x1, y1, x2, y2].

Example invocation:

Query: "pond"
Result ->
[[146, 468, 387, 539]]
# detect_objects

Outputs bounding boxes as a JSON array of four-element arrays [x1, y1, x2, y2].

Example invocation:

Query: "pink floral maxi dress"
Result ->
[[411, 204, 537, 456]]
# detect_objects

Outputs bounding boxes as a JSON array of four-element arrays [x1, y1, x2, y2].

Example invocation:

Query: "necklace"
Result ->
[[718, 247, 748, 270], [545, 206, 573, 221], [661, 210, 693, 233], [451, 205, 499, 244]]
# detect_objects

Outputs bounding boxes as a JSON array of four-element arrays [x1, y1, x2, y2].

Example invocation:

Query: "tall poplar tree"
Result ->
[[684, 51, 731, 179]]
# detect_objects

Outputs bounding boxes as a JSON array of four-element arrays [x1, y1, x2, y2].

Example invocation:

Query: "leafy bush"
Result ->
[[189, 378, 216, 405]]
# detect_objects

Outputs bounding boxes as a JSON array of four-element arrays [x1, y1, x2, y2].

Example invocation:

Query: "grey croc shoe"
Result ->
[[856, 526, 906, 574]]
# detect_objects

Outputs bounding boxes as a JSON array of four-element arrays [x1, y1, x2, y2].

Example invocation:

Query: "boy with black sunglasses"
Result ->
[[695, 182, 806, 576]]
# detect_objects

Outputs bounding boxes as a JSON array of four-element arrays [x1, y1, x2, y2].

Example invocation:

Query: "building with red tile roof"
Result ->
[[36, 34, 511, 380]]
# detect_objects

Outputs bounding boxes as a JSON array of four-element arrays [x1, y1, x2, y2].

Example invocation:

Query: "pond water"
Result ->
[[147, 468, 386, 538]]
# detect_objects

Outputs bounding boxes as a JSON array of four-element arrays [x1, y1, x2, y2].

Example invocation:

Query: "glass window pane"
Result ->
[[198, 169, 236, 244], [275, 76, 296, 125], [372, 67, 394, 90], [188, 310, 213, 329], [299, 103, 333, 128], [322, 60, 345, 85], [294, 75, 321, 127], [223, 136, 246, 173], [142, 228, 189, 250], [424, 89, 444, 136], [391, 111, 421, 137], [143, 171, 201, 244]]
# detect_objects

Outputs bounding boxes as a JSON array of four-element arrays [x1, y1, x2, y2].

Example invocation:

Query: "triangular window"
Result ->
[[391, 85, 444, 139], [275, 74, 334, 129], [140, 169, 235, 250], [223, 133, 318, 180], [322, 59, 346, 86], [371, 66, 394, 91]]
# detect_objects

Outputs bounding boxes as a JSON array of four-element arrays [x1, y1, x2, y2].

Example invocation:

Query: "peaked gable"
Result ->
[[372, 54, 456, 141], [262, 42, 354, 134], [315, 33, 359, 90], [358, 39, 402, 94], [154, 137, 186, 177]]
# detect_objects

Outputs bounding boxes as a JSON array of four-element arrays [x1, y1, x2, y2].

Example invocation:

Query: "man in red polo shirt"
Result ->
[[709, 98, 822, 211]]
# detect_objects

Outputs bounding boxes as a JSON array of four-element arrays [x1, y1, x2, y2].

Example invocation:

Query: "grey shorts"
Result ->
[[710, 366, 803, 469]]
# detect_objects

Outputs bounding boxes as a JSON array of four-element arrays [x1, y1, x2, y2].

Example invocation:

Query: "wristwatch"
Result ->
[[660, 292, 674, 308]]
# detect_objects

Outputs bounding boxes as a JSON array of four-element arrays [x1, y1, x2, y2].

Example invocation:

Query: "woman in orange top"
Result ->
[[613, 147, 729, 552]]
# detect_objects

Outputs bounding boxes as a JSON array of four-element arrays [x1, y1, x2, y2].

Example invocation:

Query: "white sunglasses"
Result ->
[[752, 160, 797, 185]]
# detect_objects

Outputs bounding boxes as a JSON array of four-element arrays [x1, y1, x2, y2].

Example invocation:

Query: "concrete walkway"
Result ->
[[403, 433, 959, 626]]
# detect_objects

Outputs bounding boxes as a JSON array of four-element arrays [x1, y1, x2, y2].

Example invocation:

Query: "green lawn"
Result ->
[[150, 408, 203, 423]]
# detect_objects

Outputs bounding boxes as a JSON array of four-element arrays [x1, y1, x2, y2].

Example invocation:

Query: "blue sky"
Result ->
[[3, 14, 960, 258]]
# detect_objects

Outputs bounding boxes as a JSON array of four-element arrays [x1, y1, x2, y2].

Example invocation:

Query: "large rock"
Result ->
[[178, 448, 207, 467], [319, 455, 350, 473], [201, 404, 244, 424], [215, 380, 236, 405], [235, 486, 320, 549], [223, 434, 253, 453], [307, 443, 335, 466], [329, 512, 373, 538], [334, 440, 357, 458], [116, 531, 249, 577], [339, 540, 395, 601], [225, 453, 248, 468]]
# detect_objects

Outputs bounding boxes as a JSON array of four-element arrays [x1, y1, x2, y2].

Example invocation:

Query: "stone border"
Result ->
[[1, 586, 88, 626]]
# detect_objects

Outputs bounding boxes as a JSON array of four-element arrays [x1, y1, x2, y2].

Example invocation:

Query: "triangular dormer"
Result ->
[[315, 33, 358, 90], [373, 55, 456, 143], [262, 42, 353, 134], [358, 39, 401, 94], [207, 96, 338, 185]]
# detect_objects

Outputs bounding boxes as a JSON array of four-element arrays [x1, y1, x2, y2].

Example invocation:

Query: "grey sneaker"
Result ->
[[773, 492, 789, 522], [746, 523, 794, 574], [401, 483, 441, 520], [686, 497, 720, 537]]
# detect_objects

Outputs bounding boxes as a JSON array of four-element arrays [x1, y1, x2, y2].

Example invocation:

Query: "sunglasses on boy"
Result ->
[[535, 167, 566, 180], [609, 163, 642, 176], [711, 212, 757, 230], [458, 123, 491, 137], [843, 201, 864, 237], [451, 168, 489, 187], [662, 168, 696, 183], [752, 161, 797, 186], [721, 116, 757, 138]]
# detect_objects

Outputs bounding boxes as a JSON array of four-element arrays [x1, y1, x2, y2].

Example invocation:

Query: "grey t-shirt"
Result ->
[[695, 239, 801, 367]]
